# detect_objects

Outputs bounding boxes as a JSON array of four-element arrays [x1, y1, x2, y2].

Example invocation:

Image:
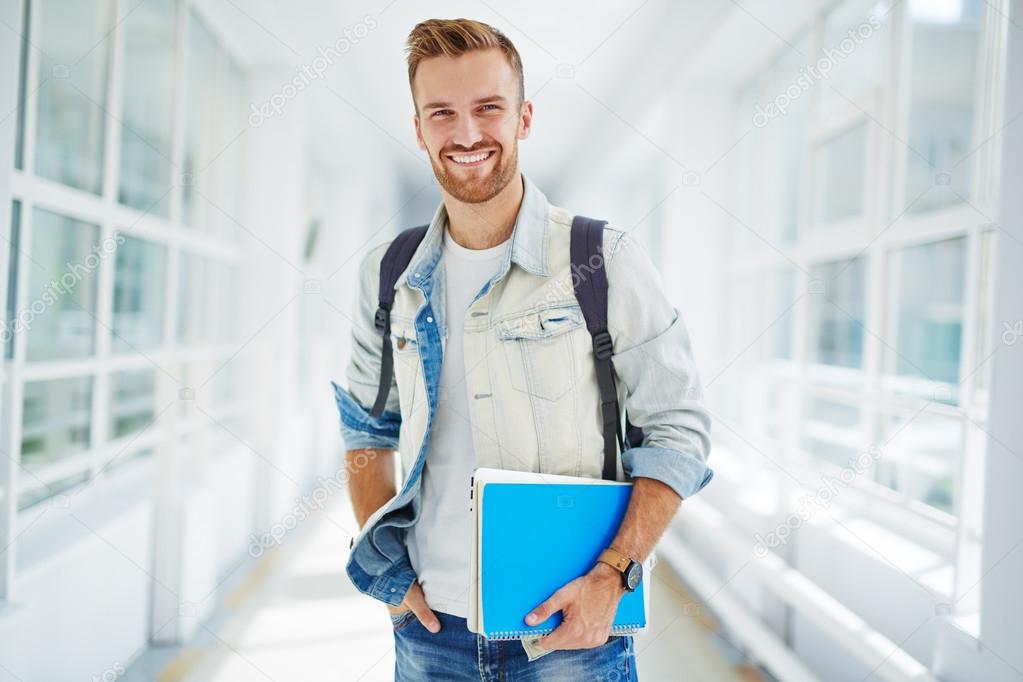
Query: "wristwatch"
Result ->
[[596, 547, 643, 592]]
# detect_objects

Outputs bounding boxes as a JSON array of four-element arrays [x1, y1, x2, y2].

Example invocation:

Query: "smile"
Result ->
[[446, 150, 495, 166]]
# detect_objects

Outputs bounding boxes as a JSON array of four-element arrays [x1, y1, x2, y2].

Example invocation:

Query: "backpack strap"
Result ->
[[570, 216, 626, 481], [370, 225, 430, 418]]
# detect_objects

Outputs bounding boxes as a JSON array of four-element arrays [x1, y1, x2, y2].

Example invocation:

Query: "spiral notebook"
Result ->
[[466, 467, 650, 640]]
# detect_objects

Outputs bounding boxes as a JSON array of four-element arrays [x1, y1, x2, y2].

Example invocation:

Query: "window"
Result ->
[[33, 0, 114, 194], [818, 0, 891, 116], [5, 2, 248, 511], [21, 376, 94, 471], [181, 12, 219, 229], [177, 252, 208, 344], [112, 235, 167, 352], [903, 0, 983, 213], [876, 410, 963, 515], [813, 122, 868, 226], [887, 237, 966, 391], [109, 369, 157, 439], [25, 209, 101, 362], [768, 269, 797, 361], [809, 258, 866, 370], [718, 0, 997, 527], [118, 0, 177, 217], [801, 396, 863, 467]]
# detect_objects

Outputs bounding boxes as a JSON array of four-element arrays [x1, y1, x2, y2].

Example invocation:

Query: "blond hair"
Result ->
[[405, 18, 524, 108]]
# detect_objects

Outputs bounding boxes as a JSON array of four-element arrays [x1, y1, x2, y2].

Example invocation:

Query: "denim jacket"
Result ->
[[331, 174, 713, 606]]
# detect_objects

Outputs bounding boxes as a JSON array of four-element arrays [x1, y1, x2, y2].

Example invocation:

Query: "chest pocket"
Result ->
[[388, 317, 419, 418], [496, 304, 585, 402]]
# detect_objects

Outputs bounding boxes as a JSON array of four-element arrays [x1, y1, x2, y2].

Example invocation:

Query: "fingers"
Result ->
[[404, 581, 441, 633], [525, 586, 567, 626]]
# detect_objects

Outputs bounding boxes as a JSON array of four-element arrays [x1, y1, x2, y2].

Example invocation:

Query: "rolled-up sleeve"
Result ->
[[330, 243, 402, 451], [605, 229, 713, 500]]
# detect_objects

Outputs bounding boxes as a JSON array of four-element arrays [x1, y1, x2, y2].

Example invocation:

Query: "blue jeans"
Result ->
[[390, 609, 639, 681]]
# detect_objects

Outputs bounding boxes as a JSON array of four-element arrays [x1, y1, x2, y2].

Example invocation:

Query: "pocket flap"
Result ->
[[496, 306, 584, 341]]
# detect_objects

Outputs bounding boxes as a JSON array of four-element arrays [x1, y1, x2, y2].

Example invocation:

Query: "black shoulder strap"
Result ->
[[370, 225, 429, 418], [570, 216, 646, 480], [570, 216, 626, 481]]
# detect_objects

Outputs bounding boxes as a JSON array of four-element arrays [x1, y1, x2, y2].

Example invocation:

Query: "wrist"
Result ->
[[590, 561, 626, 594]]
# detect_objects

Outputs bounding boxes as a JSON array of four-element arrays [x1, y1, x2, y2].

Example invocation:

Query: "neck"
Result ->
[[443, 173, 524, 249]]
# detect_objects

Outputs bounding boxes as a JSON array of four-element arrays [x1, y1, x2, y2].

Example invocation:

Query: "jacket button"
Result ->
[[396, 337, 407, 350], [426, 316, 434, 323]]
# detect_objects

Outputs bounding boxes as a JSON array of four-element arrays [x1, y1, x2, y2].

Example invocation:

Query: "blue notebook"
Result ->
[[467, 468, 649, 640]]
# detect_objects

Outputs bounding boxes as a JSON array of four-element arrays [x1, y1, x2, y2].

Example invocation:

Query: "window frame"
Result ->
[[716, 0, 1001, 552], [0, 0, 251, 598]]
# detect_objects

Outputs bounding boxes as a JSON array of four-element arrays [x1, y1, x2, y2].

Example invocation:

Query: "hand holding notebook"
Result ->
[[466, 467, 651, 642]]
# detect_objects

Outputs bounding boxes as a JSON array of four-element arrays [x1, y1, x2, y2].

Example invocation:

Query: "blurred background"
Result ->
[[0, 0, 1021, 680]]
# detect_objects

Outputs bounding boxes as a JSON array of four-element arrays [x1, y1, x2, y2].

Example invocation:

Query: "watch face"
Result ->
[[625, 562, 643, 591]]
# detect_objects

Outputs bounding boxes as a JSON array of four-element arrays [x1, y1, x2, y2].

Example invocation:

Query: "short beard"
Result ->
[[429, 141, 519, 204]]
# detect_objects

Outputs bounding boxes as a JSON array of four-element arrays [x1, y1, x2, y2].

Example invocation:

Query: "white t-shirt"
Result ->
[[406, 224, 511, 617]]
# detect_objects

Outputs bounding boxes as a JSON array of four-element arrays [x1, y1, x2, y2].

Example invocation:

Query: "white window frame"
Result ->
[[0, 0, 251, 599], [716, 0, 1004, 561]]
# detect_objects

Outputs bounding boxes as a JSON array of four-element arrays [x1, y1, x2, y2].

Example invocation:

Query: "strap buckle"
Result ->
[[600, 399, 618, 425], [374, 306, 390, 335], [592, 330, 613, 360]]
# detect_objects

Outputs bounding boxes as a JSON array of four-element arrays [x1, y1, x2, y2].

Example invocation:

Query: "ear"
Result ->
[[517, 100, 534, 140], [414, 114, 427, 152]]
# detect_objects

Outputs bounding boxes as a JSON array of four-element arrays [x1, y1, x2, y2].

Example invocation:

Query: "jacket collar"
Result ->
[[403, 173, 551, 289]]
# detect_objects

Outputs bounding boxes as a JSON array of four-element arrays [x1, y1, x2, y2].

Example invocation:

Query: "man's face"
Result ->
[[413, 48, 532, 204]]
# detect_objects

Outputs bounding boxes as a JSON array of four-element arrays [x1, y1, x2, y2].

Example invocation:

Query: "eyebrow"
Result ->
[[421, 95, 509, 111]]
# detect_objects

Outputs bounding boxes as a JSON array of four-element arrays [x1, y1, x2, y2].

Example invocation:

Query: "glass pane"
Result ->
[[177, 252, 207, 344], [21, 375, 93, 469], [213, 58, 246, 239], [819, 0, 892, 117], [118, 0, 177, 217], [750, 33, 810, 244], [4, 201, 22, 360], [26, 209, 101, 361], [891, 237, 966, 385], [802, 397, 863, 467], [34, 0, 113, 193], [734, 76, 767, 254], [113, 234, 167, 352], [181, 12, 220, 229], [809, 258, 866, 368], [904, 0, 982, 213], [876, 411, 962, 514], [813, 122, 867, 225], [768, 269, 796, 360], [109, 369, 156, 438]]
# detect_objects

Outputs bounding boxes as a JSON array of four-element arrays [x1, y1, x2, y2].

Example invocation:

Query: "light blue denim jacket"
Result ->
[[331, 174, 713, 606]]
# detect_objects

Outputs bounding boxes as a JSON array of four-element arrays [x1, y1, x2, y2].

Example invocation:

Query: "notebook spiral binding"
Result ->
[[485, 623, 643, 641]]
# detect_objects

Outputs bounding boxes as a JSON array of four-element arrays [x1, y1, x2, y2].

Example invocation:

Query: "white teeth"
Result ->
[[449, 151, 492, 164]]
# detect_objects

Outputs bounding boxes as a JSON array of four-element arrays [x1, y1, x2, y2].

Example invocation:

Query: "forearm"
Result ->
[[345, 447, 397, 529], [606, 476, 682, 563]]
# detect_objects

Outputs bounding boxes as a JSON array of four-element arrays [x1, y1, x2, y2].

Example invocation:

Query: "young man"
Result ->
[[332, 18, 713, 680]]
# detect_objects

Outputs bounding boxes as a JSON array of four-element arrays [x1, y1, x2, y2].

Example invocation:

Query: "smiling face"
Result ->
[[412, 48, 532, 204]]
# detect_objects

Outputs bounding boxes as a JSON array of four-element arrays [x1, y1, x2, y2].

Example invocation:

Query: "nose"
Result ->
[[452, 112, 484, 150]]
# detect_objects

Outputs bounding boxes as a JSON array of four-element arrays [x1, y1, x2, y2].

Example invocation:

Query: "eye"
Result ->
[[479, 104, 500, 111], [432, 109, 453, 118]]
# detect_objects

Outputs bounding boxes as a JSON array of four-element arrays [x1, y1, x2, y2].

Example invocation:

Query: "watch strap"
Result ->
[[597, 547, 632, 573]]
